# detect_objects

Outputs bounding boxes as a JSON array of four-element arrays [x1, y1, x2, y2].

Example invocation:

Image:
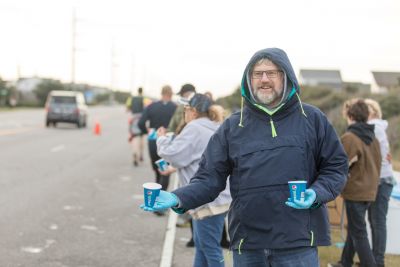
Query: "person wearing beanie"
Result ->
[[141, 48, 348, 266]]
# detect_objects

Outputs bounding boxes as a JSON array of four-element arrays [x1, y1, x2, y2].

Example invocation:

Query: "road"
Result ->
[[0, 106, 182, 267]]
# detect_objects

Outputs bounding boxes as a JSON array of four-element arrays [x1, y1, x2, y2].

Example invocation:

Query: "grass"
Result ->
[[392, 160, 400, 172], [0, 106, 40, 112], [319, 228, 400, 267]]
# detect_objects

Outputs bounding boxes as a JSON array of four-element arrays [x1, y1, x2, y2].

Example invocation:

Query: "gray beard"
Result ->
[[255, 89, 280, 106]]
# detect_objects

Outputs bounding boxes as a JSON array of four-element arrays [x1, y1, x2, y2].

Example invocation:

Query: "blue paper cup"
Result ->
[[155, 159, 169, 172], [288, 180, 307, 202], [147, 128, 157, 140], [143, 182, 162, 208]]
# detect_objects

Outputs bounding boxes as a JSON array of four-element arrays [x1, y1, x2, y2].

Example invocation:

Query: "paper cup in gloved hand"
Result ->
[[288, 181, 307, 202], [143, 182, 162, 208], [155, 159, 169, 172], [147, 128, 157, 140]]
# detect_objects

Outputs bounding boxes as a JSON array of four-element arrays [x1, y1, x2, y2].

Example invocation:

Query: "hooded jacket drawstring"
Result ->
[[237, 94, 307, 138], [238, 97, 244, 127], [296, 92, 307, 117]]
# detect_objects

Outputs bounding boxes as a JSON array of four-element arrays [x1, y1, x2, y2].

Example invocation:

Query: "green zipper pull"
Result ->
[[270, 118, 277, 138], [238, 238, 244, 255], [310, 230, 314, 246]]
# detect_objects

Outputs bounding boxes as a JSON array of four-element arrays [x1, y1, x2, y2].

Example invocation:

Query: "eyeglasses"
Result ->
[[251, 70, 282, 79]]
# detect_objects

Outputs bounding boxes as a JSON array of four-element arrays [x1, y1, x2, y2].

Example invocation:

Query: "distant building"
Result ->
[[15, 77, 43, 93], [371, 71, 400, 93], [14, 77, 44, 104], [343, 82, 371, 92], [299, 69, 343, 90]]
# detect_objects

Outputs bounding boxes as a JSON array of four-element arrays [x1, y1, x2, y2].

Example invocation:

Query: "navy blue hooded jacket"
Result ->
[[172, 48, 348, 250]]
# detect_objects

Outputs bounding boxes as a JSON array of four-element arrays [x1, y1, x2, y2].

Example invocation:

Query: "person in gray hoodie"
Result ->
[[156, 93, 231, 267], [365, 98, 396, 267]]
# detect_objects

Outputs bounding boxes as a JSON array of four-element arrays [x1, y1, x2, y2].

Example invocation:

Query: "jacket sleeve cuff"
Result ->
[[171, 206, 187, 214], [171, 194, 187, 214], [310, 201, 322, 209]]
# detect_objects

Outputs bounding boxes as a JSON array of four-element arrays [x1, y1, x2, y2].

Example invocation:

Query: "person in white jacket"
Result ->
[[365, 98, 396, 267], [156, 93, 231, 267]]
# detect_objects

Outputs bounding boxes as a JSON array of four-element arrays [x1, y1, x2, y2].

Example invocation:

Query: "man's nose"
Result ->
[[261, 72, 271, 82]]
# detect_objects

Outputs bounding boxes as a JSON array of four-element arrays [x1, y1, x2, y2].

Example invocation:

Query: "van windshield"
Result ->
[[51, 96, 76, 104]]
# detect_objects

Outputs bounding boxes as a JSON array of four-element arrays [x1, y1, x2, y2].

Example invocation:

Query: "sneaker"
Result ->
[[176, 220, 190, 228], [186, 239, 195, 247], [154, 211, 165, 216], [133, 154, 138, 166], [327, 263, 343, 267]]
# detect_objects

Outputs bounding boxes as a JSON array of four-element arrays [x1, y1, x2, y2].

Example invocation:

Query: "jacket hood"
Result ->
[[237, 48, 306, 137], [348, 122, 375, 145], [368, 118, 388, 131], [190, 117, 220, 132], [241, 48, 300, 107]]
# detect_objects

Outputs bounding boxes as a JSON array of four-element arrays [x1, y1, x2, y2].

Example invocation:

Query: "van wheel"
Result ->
[[46, 120, 51, 127]]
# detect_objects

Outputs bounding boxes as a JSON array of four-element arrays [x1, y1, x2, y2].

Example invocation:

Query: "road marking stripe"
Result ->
[[51, 145, 65, 152], [159, 173, 179, 267], [0, 128, 34, 136]]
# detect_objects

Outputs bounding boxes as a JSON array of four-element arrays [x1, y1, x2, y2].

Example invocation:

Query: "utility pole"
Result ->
[[16, 64, 21, 80], [129, 52, 135, 93], [109, 39, 117, 104], [71, 8, 77, 85], [110, 40, 115, 91]]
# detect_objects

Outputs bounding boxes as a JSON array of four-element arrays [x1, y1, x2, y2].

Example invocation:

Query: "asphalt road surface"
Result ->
[[0, 106, 207, 267]]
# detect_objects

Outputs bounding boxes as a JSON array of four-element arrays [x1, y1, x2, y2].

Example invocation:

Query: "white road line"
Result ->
[[159, 173, 179, 267], [132, 194, 144, 200], [51, 145, 65, 152], [0, 128, 34, 136]]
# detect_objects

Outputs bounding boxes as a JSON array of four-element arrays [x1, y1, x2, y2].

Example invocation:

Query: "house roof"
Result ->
[[372, 72, 400, 87], [299, 69, 342, 84]]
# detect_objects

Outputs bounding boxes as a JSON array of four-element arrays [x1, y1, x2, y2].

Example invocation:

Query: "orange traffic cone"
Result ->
[[94, 121, 101, 135]]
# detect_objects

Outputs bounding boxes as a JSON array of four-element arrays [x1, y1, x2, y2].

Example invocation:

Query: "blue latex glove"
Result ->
[[140, 190, 179, 212], [285, 188, 317, 209]]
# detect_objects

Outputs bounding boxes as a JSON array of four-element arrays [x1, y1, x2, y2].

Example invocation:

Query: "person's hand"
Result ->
[[285, 189, 317, 209], [140, 190, 179, 212], [158, 165, 176, 176], [157, 127, 167, 137]]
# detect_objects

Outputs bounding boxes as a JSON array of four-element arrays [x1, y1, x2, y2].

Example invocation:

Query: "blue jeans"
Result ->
[[232, 246, 319, 267], [341, 200, 376, 267], [368, 182, 394, 266], [192, 213, 226, 267]]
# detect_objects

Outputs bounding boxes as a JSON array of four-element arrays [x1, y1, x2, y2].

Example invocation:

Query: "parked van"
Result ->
[[45, 90, 88, 128]]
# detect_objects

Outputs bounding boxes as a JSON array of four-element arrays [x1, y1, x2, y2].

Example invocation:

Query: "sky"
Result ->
[[0, 0, 399, 98]]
